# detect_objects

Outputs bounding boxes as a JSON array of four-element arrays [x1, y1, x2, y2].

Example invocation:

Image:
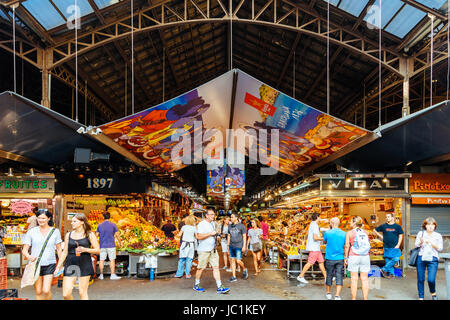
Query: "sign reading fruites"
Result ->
[[0, 178, 54, 193]]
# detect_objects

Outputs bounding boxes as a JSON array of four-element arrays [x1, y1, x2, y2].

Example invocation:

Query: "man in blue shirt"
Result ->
[[323, 217, 346, 300]]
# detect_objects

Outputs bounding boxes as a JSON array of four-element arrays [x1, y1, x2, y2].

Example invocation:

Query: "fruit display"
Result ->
[[106, 207, 179, 255]]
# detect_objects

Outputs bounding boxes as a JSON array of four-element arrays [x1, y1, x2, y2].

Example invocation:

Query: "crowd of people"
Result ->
[[2, 206, 444, 300]]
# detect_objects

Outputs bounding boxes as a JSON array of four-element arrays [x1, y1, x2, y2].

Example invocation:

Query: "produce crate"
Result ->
[[0, 258, 7, 290], [0, 289, 17, 299]]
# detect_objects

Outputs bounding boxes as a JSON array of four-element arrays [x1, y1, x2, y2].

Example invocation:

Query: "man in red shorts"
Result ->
[[297, 212, 327, 284]]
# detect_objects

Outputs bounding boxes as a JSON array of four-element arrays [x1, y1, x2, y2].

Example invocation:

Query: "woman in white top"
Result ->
[[415, 217, 443, 300], [219, 216, 231, 271], [247, 219, 263, 275], [175, 215, 197, 279], [22, 209, 63, 300]]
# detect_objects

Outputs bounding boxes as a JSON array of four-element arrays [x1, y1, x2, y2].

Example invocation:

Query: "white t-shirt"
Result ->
[[23, 227, 62, 266], [306, 221, 321, 252], [415, 231, 443, 259], [248, 228, 262, 245], [196, 220, 216, 252]]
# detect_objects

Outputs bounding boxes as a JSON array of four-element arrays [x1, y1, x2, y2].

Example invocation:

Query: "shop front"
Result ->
[[0, 174, 57, 276], [267, 174, 410, 277], [55, 173, 180, 277], [409, 174, 450, 260]]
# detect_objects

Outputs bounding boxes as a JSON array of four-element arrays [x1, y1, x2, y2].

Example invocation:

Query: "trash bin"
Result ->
[[441, 253, 450, 300]]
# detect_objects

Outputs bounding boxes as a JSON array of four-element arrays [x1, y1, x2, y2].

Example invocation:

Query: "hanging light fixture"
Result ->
[[382, 174, 388, 183], [8, 168, 13, 176], [345, 175, 352, 183], [29, 168, 35, 177]]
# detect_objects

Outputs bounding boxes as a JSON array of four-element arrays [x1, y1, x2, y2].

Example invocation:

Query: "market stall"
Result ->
[[0, 174, 57, 276], [55, 173, 181, 276], [409, 173, 450, 261], [266, 174, 410, 277]]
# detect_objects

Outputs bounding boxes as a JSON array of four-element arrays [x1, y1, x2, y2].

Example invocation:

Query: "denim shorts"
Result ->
[[229, 246, 243, 260]]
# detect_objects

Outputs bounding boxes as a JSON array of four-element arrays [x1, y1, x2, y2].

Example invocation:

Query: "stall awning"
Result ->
[[335, 101, 450, 172], [0, 91, 128, 166]]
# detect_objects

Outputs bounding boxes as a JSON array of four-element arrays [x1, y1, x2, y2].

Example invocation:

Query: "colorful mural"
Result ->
[[232, 71, 370, 176]]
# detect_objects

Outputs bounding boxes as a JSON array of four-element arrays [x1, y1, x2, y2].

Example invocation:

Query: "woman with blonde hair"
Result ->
[[54, 213, 100, 300], [175, 215, 197, 278], [415, 217, 443, 300], [344, 216, 371, 300]]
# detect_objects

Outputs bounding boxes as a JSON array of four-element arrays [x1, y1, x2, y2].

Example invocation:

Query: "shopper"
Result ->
[[228, 212, 248, 282], [0, 225, 5, 258], [297, 212, 326, 284], [282, 221, 289, 238], [323, 217, 346, 300], [193, 208, 229, 294], [161, 218, 177, 240], [96, 211, 123, 280], [178, 213, 189, 230], [258, 216, 269, 260], [415, 217, 443, 300], [345, 216, 371, 300], [26, 207, 38, 231], [247, 219, 263, 275], [54, 213, 100, 300], [22, 209, 63, 300], [219, 216, 231, 272], [174, 215, 196, 279]]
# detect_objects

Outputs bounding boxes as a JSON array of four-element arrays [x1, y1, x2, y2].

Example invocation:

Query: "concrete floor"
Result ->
[[6, 254, 449, 300]]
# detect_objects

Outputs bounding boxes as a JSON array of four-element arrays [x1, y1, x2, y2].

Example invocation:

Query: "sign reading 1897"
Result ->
[[86, 177, 114, 189]]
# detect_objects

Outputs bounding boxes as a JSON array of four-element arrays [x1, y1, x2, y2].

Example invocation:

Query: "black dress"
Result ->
[[64, 232, 94, 277]]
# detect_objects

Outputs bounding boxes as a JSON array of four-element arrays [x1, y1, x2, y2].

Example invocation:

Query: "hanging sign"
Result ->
[[409, 174, 450, 194], [0, 177, 54, 193], [321, 178, 405, 191], [10, 200, 33, 215]]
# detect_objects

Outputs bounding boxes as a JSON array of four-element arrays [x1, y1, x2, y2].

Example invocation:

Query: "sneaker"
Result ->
[[185, 274, 191, 279], [174, 274, 183, 278], [326, 293, 332, 300], [110, 274, 121, 280], [98, 274, 104, 280], [380, 269, 390, 278], [193, 284, 205, 292], [217, 285, 230, 294], [242, 269, 248, 280], [192, 261, 198, 267], [432, 295, 438, 300], [222, 266, 228, 270], [228, 276, 237, 282], [226, 268, 232, 272], [297, 276, 308, 284], [334, 296, 342, 300]]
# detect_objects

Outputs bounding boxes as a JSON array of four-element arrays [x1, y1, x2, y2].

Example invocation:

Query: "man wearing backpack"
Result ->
[[345, 216, 371, 300], [373, 212, 404, 279], [297, 212, 327, 284], [227, 212, 249, 282]]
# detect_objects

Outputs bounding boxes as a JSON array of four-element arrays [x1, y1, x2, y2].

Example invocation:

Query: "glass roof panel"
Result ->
[[415, 0, 447, 10], [385, 4, 427, 38], [0, 10, 8, 21], [363, 0, 404, 29], [22, 0, 66, 30], [324, 0, 340, 6], [53, 0, 94, 19], [94, 0, 120, 10], [338, 0, 370, 17]]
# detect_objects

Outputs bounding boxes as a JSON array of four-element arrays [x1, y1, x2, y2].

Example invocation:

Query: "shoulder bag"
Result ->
[[21, 228, 56, 288], [408, 231, 424, 267]]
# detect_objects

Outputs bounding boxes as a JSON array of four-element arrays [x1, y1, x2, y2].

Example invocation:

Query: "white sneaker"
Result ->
[[222, 266, 228, 270], [334, 296, 342, 300], [326, 293, 332, 300], [110, 274, 121, 280], [297, 276, 308, 284], [226, 268, 232, 272], [98, 274, 104, 280]]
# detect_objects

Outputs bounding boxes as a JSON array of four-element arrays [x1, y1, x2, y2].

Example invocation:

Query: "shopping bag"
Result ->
[[21, 261, 40, 288]]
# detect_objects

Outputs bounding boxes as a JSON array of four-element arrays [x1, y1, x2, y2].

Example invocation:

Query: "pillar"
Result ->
[[399, 58, 414, 117], [38, 49, 53, 108]]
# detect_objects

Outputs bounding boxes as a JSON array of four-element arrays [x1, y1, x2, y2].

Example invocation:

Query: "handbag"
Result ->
[[408, 231, 424, 267], [21, 228, 56, 288]]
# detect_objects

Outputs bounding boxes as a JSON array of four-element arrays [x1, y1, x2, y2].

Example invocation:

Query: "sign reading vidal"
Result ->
[[321, 178, 406, 191]]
